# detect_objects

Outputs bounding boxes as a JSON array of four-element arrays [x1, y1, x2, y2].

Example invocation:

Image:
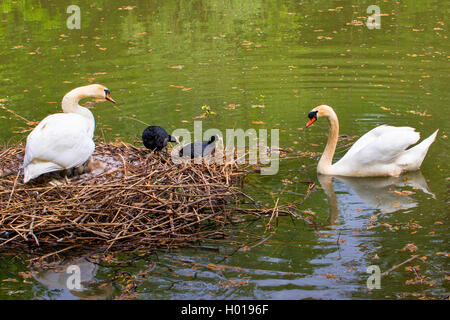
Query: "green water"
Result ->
[[0, 0, 448, 300]]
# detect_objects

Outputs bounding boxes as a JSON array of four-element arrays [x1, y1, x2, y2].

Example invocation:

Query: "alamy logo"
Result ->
[[366, 5, 381, 29], [66, 5, 81, 30], [66, 264, 82, 290], [366, 265, 381, 289]]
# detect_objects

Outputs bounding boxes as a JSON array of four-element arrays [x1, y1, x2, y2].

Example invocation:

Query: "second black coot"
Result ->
[[179, 135, 218, 158], [142, 126, 178, 151]]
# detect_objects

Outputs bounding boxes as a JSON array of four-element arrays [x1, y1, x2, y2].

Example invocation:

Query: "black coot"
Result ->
[[142, 126, 178, 151], [179, 135, 218, 158]]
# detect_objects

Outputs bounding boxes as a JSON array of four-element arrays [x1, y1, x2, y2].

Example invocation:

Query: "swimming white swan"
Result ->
[[23, 84, 116, 183], [306, 105, 438, 177]]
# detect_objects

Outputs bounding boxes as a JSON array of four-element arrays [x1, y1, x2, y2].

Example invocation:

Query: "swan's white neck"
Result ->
[[61, 87, 95, 137], [317, 110, 339, 174]]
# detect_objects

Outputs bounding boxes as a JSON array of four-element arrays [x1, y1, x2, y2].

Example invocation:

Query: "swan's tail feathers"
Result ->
[[397, 129, 439, 171], [23, 160, 64, 183]]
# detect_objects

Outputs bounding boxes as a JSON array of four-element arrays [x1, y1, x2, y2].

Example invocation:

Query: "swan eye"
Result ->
[[308, 111, 318, 119], [306, 110, 318, 127], [104, 89, 116, 103]]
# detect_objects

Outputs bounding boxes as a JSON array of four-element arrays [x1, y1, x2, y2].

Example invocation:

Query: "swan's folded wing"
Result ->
[[352, 127, 420, 165], [341, 125, 405, 161], [24, 114, 95, 169]]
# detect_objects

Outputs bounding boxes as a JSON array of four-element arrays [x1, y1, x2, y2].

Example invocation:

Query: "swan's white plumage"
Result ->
[[339, 125, 418, 162], [23, 84, 114, 183], [23, 114, 95, 182], [308, 105, 438, 177], [395, 129, 439, 171]]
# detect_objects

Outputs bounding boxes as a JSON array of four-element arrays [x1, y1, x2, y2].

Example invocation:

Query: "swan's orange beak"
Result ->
[[306, 118, 316, 127], [105, 91, 116, 104]]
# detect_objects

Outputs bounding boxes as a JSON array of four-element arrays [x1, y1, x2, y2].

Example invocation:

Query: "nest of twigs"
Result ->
[[0, 142, 255, 252]]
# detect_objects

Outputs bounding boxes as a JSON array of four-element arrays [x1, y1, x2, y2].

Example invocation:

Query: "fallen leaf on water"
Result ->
[[379, 223, 392, 229], [401, 243, 418, 252], [394, 190, 415, 196], [407, 110, 432, 117], [18, 272, 32, 279], [118, 6, 136, 10], [133, 32, 147, 37], [347, 20, 364, 26], [193, 113, 206, 119]]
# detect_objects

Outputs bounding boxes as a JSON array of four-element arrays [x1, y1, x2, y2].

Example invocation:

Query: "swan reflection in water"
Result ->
[[318, 170, 435, 225], [32, 258, 112, 300]]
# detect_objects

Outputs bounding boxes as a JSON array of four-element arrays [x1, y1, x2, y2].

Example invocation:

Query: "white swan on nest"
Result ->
[[23, 84, 116, 183], [306, 105, 438, 177]]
